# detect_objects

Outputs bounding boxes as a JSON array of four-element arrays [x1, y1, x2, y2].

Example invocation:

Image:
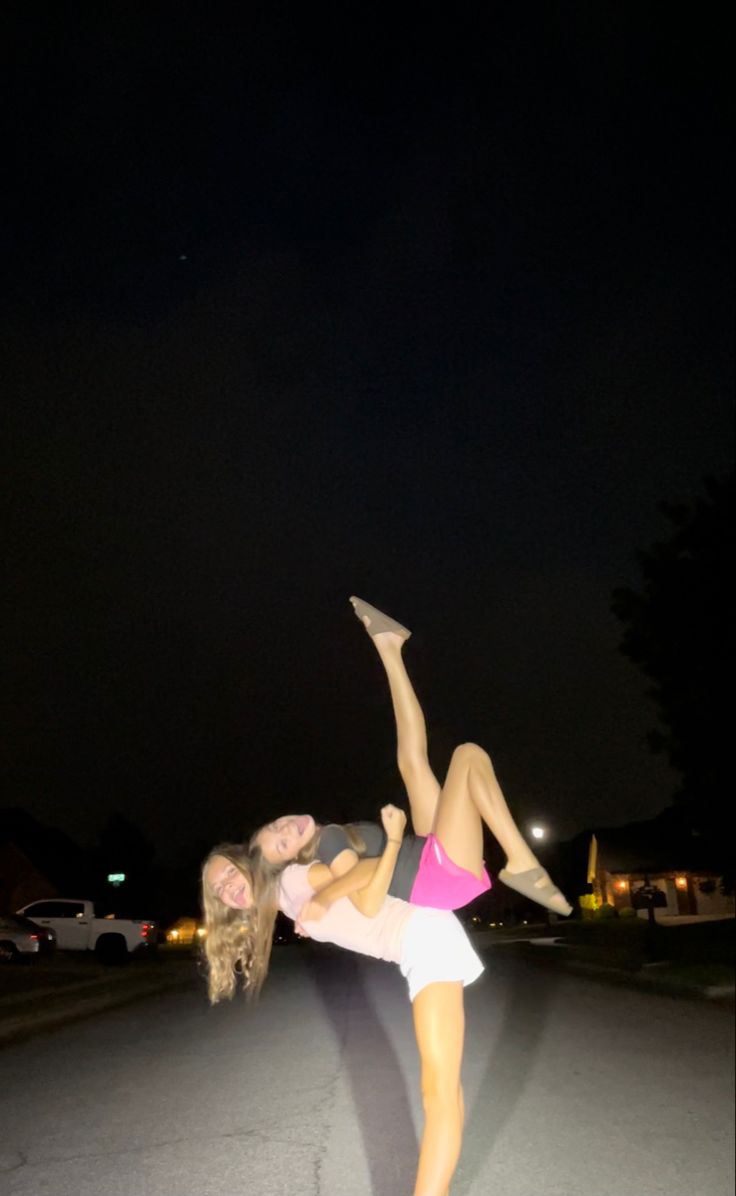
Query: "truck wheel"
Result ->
[[95, 934, 129, 966]]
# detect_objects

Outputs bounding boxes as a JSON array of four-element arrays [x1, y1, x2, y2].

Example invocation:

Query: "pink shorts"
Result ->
[[409, 834, 492, 911]]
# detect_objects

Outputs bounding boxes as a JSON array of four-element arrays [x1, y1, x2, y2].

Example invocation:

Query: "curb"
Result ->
[[476, 938, 735, 1003], [0, 969, 192, 1048], [0, 971, 134, 1009], [554, 957, 735, 1002]]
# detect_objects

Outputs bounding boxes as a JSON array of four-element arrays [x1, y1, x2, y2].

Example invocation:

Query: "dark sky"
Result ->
[[4, 6, 733, 865]]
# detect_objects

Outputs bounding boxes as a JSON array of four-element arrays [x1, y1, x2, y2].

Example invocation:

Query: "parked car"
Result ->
[[16, 899, 157, 963], [0, 913, 57, 962]]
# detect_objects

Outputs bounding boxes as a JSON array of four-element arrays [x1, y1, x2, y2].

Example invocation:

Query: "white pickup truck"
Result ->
[[17, 898, 157, 961]]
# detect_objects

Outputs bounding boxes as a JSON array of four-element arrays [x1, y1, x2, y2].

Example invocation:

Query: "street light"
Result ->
[[530, 825, 546, 841]]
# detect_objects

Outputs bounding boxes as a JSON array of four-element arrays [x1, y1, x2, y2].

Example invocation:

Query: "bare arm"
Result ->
[[301, 806, 407, 921], [308, 856, 381, 905], [349, 822, 404, 916]]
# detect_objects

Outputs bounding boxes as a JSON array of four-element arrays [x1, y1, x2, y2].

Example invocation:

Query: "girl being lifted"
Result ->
[[250, 597, 572, 927]]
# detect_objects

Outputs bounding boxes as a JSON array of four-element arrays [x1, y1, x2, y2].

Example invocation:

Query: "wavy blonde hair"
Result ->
[[203, 825, 369, 1004], [201, 843, 280, 1004]]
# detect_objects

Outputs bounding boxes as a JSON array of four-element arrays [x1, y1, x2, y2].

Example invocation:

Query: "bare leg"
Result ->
[[366, 629, 441, 835], [433, 742, 538, 873], [365, 629, 537, 870], [412, 981, 465, 1196], [360, 614, 570, 915], [434, 743, 572, 915]]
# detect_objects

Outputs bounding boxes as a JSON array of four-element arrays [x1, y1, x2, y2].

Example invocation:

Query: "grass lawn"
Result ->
[[550, 915, 735, 987]]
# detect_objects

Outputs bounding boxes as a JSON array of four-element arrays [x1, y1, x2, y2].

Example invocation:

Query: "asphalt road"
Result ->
[[0, 944, 733, 1196]]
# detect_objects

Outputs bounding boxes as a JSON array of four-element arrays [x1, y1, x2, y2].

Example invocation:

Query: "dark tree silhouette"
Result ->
[[0, 808, 96, 896], [612, 473, 733, 836]]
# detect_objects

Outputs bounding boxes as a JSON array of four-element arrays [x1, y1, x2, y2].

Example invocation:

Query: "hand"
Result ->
[[381, 803, 407, 842], [294, 921, 312, 939], [297, 897, 328, 924]]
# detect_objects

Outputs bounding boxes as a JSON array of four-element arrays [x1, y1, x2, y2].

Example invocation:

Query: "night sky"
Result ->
[[4, 6, 733, 866]]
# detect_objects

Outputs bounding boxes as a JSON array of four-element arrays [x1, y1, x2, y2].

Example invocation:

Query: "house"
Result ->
[[583, 806, 735, 919]]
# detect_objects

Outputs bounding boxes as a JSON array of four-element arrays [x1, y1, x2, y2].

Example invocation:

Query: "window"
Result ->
[[21, 901, 57, 917], [23, 901, 85, 918]]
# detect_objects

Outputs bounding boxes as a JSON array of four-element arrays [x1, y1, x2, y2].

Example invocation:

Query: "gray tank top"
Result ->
[[316, 820, 426, 902]]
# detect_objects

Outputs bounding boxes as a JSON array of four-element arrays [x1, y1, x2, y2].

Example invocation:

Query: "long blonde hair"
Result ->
[[249, 820, 367, 865], [200, 843, 280, 1004], [202, 824, 369, 1004]]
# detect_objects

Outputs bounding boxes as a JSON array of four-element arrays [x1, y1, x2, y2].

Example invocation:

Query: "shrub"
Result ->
[[618, 905, 637, 918], [595, 903, 618, 920]]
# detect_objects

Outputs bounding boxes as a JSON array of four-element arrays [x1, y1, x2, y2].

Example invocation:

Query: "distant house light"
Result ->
[[616, 879, 629, 891], [675, 876, 687, 890]]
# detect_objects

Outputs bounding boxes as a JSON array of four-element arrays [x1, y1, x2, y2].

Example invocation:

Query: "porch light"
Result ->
[[675, 876, 687, 890]]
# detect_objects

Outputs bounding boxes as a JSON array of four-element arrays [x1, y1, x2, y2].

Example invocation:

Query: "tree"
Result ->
[[611, 473, 733, 836]]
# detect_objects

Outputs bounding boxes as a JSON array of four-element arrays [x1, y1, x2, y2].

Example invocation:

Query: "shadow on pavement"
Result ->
[[306, 950, 418, 1195], [458, 955, 556, 1194]]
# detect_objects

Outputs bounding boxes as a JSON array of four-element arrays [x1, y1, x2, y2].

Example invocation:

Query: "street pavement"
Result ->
[[0, 953, 188, 1047], [0, 943, 733, 1196]]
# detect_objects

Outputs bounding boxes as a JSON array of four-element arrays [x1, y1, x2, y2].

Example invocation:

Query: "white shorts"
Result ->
[[399, 908, 484, 1002]]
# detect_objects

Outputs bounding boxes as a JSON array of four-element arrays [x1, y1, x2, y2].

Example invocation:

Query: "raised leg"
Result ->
[[434, 743, 572, 915], [351, 599, 571, 916], [354, 613, 441, 836], [412, 981, 465, 1196]]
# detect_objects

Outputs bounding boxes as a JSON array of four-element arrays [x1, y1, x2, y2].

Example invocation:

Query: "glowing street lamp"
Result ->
[[530, 825, 546, 841]]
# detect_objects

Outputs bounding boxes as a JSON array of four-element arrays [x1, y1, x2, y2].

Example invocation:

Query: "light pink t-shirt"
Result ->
[[279, 863, 415, 965]]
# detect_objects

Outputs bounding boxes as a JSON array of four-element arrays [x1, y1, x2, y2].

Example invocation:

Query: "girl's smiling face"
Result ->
[[255, 814, 316, 864], [206, 855, 254, 910]]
